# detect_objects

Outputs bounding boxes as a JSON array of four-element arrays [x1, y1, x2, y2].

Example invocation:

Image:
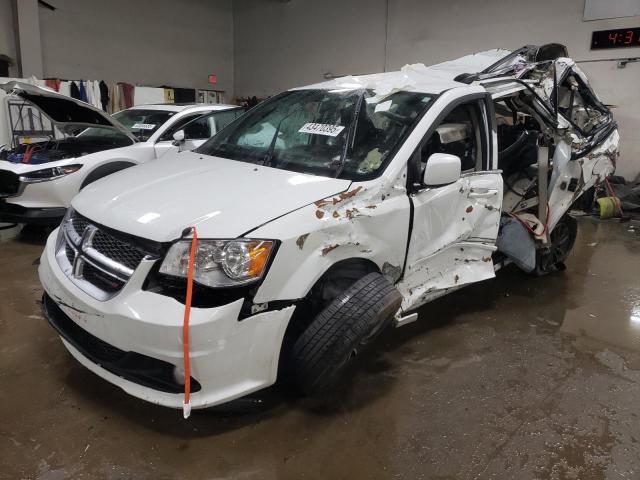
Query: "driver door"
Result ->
[[399, 94, 503, 311]]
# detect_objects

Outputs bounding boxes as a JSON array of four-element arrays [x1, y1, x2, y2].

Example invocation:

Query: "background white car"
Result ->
[[0, 82, 244, 226]]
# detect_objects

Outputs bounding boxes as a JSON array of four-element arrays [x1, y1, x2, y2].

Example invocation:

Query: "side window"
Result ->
[[158, 114, 202, 141], [213, 108, 245, 133], [182, 115, 214, 140], [420, 101, 486, 173]]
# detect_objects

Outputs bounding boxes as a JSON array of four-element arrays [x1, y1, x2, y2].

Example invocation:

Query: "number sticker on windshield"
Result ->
[[298, 123, 345, 137], [132, 123, 156, 130]]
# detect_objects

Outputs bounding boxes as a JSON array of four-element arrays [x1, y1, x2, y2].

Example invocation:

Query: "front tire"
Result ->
[[289, 272, 402, 394]]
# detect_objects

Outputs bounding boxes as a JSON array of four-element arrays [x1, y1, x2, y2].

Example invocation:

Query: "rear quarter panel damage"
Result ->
[[548, 129, 618, 230]]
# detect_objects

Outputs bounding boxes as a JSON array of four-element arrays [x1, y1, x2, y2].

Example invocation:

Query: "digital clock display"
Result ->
[[591, 27, 640, 50]]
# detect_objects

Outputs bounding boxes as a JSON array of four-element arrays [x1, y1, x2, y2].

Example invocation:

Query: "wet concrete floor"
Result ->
[[1, 217, 640, 479]]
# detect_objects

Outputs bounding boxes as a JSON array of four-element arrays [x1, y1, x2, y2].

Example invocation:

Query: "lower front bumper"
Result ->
[[38, 229, 295, 409], [0, 201, 66, 226], [42, 293, 202, 394]]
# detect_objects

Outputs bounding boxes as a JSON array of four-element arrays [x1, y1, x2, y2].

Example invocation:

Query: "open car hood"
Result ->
[[0, 81, 137, 142]]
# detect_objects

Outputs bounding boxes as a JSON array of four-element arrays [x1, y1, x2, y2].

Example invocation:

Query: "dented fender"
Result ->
[[251, 180, 410, 303]]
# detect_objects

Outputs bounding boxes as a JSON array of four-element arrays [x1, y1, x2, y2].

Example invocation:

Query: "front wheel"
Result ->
[[289, 272, 402, 394], [535, 214, 578, 275]]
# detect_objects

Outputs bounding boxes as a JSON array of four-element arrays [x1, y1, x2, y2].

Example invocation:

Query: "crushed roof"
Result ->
[[296, 49, 512, 96]]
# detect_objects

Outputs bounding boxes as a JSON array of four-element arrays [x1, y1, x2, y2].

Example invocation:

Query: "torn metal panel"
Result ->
[[397, 241, 497, 312], [547, 129, 618, 230], [398, 168, 502, 311], [481, 47, 619, 237]]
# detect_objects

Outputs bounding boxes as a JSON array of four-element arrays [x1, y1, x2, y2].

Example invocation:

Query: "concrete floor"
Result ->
[[1, 217, 640, 480]]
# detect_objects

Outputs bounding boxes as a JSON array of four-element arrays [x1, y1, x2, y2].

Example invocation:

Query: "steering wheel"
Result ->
[[379, 110, 412, 126]]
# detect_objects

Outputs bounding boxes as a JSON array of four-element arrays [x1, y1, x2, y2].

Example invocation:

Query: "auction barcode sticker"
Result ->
[[298, 123, 345, 137], [132, 123, 156, 130]]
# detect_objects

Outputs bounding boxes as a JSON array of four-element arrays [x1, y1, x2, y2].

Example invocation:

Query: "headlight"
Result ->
[[159, 239, 275, 288], [19, 164, 82, 183]]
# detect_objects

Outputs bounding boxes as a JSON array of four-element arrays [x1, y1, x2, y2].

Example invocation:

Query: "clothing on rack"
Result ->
[[78, 81, 88, 102], [119, 82, 135, 109], [108, 83, 120, 113], [44, 79, 60, 92], [69, 81, 81, 100], [59, 81, 70, 98], [86, 80, 101, 109], [86, 81, 95, 107], [23, 77, 210, 113], [116, 83, 126, 110], [99, 81, 109, 111]]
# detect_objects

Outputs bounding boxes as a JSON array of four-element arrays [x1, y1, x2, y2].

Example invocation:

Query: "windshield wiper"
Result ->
[[262, 107, 303, 168], [332, 91, 365, 178]]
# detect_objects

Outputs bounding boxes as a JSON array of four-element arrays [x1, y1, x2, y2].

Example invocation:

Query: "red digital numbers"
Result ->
[[592, 28, 640, 50], [607, 31, 635, 45]]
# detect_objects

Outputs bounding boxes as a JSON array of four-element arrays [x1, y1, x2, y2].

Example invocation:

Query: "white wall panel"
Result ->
[[584, 0, 640, 21], [39, 0, 234, 96], [234, 0, 640, 179]]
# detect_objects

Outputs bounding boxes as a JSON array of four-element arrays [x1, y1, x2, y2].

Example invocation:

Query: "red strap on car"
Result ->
[[182, 227, 198, 419], [22, 145, 34, 164]]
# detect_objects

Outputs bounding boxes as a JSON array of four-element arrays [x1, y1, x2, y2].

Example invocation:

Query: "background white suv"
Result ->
[[0, 82, 244, 226]]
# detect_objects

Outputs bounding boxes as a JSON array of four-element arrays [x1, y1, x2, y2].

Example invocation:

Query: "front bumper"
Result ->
[[0, 200, 66, 226], [38, 229, 295, 409]]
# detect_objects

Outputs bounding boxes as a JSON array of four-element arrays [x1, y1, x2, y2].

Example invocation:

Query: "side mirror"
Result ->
[[172, 130, 185, 146], [422, 153, 461, 187]]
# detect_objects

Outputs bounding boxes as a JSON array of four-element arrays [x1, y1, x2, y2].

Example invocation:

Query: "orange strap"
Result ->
[[22, 145, 34, 164], [182, 227, 198, 418]]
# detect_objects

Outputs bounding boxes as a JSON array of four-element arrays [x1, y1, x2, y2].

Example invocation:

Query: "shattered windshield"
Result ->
[[197, 89, 435, 180]]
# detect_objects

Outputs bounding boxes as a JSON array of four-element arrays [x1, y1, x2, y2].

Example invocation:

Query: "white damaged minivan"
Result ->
[[39, 45, 619, 411]]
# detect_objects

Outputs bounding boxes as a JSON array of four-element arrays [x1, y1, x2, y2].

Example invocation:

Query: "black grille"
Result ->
[[92, 230, 147, 271], [42, 293, 201, 394], [0, 170, 20, 196], [71, 215, 90, 237], [82, 262, 125, 292], [62, 211, 156, 297]]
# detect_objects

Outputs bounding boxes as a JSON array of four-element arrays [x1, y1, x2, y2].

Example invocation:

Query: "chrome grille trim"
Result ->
[[83, 246, 133, 279], [56, 211, 158, 300]]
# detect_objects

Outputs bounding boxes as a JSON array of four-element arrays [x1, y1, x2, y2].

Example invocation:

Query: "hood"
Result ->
[[0, 82, 137, 142], [72, 152, 352, 242]]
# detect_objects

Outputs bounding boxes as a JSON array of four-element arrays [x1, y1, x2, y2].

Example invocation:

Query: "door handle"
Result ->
[[468, 188, 498, 198]]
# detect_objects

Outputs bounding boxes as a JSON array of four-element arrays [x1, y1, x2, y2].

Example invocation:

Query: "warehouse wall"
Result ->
[[39, 0, 233, 96], [0, 0, 18, 76], [234, 0, 640, 179], [233, 0, 388, 97]]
